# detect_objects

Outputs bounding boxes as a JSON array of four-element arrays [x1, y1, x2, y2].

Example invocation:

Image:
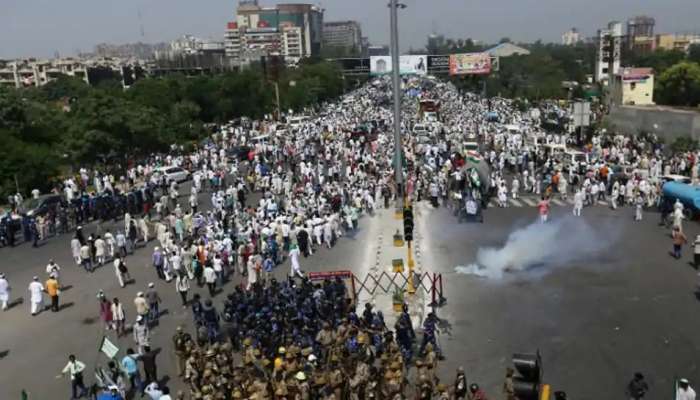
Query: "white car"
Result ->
[[155, 166, 190, 184]]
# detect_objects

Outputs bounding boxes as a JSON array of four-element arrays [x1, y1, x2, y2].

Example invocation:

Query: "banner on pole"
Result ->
[[99, 336, 119, 359]]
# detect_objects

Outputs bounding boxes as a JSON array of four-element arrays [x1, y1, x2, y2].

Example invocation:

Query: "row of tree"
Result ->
[[0, 61, 344, 198]]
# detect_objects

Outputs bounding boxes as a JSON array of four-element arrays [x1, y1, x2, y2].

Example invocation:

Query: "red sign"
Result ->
[[307, 270, 354, 281], [227, 22, 238, 30], [257, 20, 270, 28]]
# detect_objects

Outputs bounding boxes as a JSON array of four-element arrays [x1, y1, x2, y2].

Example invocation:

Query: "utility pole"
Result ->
[[389, 0, 405, 211]]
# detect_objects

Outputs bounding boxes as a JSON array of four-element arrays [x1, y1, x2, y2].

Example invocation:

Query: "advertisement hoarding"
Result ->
[[449, 53, 492, 75], [333, 58, 370, 73], [427, 55, 450, 72], [370, 55, 428, 76]]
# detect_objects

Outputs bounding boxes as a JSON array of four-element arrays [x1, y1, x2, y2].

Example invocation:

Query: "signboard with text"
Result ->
[[449, 53, 492, 75], [428, 55, 450, 73], [308, 270, 354, 281], [370, 55, 428, 76], [99, 336, 119, 359], [332, 58, 370, 74]]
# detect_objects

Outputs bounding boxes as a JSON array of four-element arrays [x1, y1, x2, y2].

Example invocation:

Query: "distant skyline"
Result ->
[[2, 0, 700, 59]]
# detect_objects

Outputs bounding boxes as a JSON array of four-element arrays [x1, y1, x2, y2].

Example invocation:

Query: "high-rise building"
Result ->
[[224, 2, 323, 65], [627, 16, 655, 44], [322, 21, 363, 53], [627, 16, 656, 53], [562, 28, 582, 46], [427, 33, 446, 54], [596, 21, 623, 84]]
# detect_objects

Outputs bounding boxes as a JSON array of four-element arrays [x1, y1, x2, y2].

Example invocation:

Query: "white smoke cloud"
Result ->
[[455, 216, 615, 279]]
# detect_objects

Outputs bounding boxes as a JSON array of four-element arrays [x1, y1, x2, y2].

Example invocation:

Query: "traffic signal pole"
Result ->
[[407, 241, 416, 294]]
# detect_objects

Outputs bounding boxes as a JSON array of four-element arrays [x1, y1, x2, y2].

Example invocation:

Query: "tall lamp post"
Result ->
[[389, 0, 416, 294], [389, 0, 406, 211]]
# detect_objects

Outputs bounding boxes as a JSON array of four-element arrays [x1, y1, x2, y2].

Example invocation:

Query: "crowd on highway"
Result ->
[[3, 73, 700, 399]]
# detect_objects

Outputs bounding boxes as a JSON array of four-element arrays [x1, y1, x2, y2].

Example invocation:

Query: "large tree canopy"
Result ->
[[0, 60, 344, 197]]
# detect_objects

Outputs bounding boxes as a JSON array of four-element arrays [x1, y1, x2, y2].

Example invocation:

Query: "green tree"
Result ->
[[624, 49, 686, 75], [656, 61, 700, 107], [127, 77, 181, 113], [39, 75, 91, 101], [0, 61, 346, 198], [688, 44, 700, 63]]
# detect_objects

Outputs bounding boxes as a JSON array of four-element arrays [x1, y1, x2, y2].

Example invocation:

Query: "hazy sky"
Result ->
[[2, 0, 700, 59]]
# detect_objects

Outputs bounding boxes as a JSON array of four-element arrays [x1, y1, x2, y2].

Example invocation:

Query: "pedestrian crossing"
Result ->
[[486, 195, 611, 209]]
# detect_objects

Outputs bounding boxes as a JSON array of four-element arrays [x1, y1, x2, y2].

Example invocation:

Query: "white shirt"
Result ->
[[144, 382, 163, 400], [28, 281, 43, 302], [212, 258, 223, 272], [203, 267, 216, 283], [46, 263, 60, 276], [62, 360, 86, 380], [678, 387, 696, 400], [0, 278, 9, 295]]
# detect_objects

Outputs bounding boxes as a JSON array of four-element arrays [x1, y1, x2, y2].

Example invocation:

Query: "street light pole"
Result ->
[[389, 0, 405, 211]]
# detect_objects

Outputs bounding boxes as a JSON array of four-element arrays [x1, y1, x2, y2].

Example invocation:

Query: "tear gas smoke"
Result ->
[[455, 217, 614, 279]]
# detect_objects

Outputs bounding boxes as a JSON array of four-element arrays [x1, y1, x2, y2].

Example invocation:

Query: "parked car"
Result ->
[[21, 194, 66, 217], [155, 166, 190, 184]]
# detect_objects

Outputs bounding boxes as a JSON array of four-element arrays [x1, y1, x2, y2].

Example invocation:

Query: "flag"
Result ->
[[466, 150, 481, 163]]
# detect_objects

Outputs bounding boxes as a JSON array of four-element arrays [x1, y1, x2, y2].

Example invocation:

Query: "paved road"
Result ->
[[2, 187, 699, 400], [0, 183, 385, 399], [420, 201, 700, 399]]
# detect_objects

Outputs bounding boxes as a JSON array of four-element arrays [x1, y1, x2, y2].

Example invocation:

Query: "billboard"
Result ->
[[449, 53, 492, 75], [428, 55, 450, 72], [370, 55, 428, 76], [332, 58, 370, 74]]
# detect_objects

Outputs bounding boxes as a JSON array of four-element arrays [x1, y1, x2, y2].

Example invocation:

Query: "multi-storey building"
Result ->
[[281, 25, 304, 62], [224, 1, 323, 65], [656, 33, 700, 52], [322, 21, 363, 53], [0, 58, 88, 88], [596, 21, 623, 84], [562, 28, 582, 46]]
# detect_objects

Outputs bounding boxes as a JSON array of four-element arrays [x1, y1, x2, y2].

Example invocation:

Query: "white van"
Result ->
[[562, 149, 589, 166]]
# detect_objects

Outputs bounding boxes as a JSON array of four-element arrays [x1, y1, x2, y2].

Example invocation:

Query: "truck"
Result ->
[[661, 181, 700, 218], [418, 99, 441, 121]]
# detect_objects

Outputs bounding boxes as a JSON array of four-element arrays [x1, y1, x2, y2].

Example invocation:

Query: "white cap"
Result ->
[[136, 315, 144, 322], [681, 378, 690, 384], [148, 282, 154, 288]]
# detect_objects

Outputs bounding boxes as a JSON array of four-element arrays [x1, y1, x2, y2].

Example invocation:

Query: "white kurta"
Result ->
[[290, 248, 302, 276], [28, 281, 43, 303], [0, 278, 9, 302]]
